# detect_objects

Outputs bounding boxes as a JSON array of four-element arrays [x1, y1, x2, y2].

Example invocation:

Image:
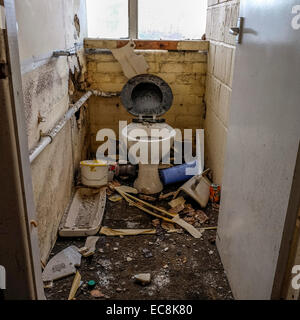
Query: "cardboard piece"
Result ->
[[111, 41, 149, 79]]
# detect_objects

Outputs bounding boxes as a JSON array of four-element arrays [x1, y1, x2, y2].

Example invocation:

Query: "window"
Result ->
[[87, 0, 129, 38], [86, 0, 207, 40]]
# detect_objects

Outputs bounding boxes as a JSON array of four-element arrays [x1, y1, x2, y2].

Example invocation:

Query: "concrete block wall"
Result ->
[[205, 0, 240, 184], [85, 48, 207, 154], [16, 0, 88, 263]]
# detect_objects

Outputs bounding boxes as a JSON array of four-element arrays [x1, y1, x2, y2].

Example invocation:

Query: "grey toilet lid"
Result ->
[[120, 74, 173, 117]]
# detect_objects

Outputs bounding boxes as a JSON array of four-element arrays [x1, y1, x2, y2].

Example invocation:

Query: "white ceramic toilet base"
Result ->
[[134, 164, 163, 195]]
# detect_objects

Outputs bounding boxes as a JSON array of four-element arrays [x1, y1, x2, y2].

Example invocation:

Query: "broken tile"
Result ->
[[42, 246, 81, 282], [168, 196, 186, 208], [134, 273, 151, 286]]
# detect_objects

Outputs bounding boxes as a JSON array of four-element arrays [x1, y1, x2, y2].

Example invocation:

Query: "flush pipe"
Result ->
[[29, 90, 120, 163]]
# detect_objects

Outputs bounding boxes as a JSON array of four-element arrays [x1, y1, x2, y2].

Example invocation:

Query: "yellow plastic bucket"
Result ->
[[80, 160, 108, 187]]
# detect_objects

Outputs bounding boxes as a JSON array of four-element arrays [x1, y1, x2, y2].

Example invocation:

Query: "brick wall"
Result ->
[[205, 0, 240, 184], [85, 46, 207, 154]]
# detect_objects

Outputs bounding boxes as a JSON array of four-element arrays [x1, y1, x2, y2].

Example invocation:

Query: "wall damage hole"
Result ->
[[75, 108, 81, 121]]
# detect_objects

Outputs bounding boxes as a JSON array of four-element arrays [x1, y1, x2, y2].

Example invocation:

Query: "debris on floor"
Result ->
[[90, 289, 105, 298], [173, 169, 211, 208], [78, 236, 100, 257], [100, 227, 156, 236], [139, 194, 157, 202], [88, 280, 96, 290], [168, 203, 185, 214], [142, 248, 153, 258], [159, 191, 176, 200], [194, 210, 209, 224], [168, 196, 186, 208], [59, 187, 106, 237], [115, 185, 138, 194], [42, 246, 81, 282], [108, 194, 123, 202], [134, 273, 151, 286], [161, 222, 178, 232], [172, 215, 202, 238], [45, 176, 233, 300], [108, 181, 121, 193], [68, 271, 81, 300], [209, 184, 221, 204], [117, 189, 202, 238]]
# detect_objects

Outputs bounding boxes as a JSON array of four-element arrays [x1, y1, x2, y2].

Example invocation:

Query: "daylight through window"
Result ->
[[86, 0, 207, 40]]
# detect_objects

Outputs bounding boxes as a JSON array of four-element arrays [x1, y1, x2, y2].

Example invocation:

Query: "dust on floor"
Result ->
[[45, 180, 233, 300]]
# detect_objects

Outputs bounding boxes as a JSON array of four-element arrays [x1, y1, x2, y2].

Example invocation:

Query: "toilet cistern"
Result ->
[[120, 74, 175, 194]]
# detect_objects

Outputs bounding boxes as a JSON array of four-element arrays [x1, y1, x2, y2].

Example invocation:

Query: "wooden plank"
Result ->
[[116, 189, 202, 238], [117, 40, 179, 50], [84, 38, 209, 51]]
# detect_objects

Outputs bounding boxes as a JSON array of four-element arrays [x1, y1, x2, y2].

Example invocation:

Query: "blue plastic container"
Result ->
[[160, 161, 198, 185]]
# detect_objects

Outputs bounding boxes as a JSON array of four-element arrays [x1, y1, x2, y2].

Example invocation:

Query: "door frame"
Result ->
[[0, 0, 44, 299], [274, 142, 300, 299]]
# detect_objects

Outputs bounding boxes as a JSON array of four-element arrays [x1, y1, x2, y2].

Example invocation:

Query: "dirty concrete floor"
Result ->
[[45, 179, 233, 300]]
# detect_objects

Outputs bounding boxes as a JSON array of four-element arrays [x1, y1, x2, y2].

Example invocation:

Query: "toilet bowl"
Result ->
[[120, 74, 175, 194]]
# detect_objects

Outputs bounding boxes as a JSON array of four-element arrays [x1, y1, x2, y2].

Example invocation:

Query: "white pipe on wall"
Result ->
[[29, 90, 121, 163], [29, 91, 92, 163]]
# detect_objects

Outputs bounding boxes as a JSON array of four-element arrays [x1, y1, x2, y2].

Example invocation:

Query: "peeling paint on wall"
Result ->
[[16, 0, 88, 262]]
